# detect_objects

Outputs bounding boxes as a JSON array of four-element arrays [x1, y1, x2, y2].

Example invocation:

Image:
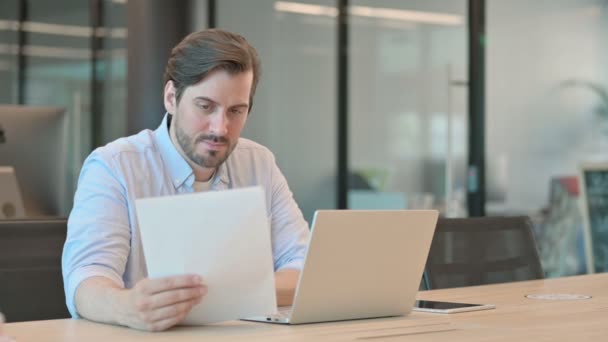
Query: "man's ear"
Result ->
[[164, 80, 177, 114]]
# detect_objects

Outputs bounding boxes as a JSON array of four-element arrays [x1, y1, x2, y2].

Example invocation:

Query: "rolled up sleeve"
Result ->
[[62, 152, 131, 318]]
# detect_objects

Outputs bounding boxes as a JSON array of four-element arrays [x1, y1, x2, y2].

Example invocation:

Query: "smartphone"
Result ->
[[413, 300, 495, 313]]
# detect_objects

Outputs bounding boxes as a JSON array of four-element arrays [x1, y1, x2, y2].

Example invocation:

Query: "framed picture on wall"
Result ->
[[579, 162, 608, 274]]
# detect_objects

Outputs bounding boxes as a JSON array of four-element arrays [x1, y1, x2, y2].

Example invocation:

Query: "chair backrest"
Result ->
[[424, 216, 544, 290], [0, 218, 70, 322]]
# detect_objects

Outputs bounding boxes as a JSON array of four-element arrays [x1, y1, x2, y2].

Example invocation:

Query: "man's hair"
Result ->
[[163, 29, 261, 112]]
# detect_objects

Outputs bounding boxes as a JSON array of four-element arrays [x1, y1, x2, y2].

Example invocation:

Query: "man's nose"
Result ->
[[209, 111, 228, 136]]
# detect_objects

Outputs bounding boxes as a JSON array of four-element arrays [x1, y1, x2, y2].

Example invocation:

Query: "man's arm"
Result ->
[[275, 269, 300, 306], [267, 155, 310, 274], [63, 153, 205, 331], [62, 153, 132, 318], [75, 275, 206, 331], [265, 152, 309, 307]]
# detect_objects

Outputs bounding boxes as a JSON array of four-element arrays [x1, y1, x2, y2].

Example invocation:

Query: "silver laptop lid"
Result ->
[[288, 210, 438, 324]]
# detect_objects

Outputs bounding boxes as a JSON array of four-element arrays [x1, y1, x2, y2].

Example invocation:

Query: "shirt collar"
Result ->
[[214, 159, 230, 189], [154, 113, 229, 190]]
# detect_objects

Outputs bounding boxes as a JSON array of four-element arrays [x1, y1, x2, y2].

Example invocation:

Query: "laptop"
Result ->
[[244, 209, 438, 324]]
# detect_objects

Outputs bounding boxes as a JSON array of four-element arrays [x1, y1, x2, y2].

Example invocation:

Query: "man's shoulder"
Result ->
[[233, 138, 274, 159], [224, 138, 279, 183], [90, 129, 158, 163]]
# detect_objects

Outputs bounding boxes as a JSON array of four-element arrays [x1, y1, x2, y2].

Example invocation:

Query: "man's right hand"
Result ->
[[75, 274, 207, 332], [120, 275, 207, 331]]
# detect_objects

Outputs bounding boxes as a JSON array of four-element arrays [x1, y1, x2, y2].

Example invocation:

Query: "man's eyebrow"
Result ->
[[193, 97, 249, 108], [231, 103, 249, 108], [193, 96, 218, 104]]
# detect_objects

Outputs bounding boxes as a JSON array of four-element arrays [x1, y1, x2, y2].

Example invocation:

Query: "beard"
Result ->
[[174, 119, 235, 169]]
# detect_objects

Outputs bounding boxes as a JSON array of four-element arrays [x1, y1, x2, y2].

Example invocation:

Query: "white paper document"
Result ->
[[135, 186, 277, 325]]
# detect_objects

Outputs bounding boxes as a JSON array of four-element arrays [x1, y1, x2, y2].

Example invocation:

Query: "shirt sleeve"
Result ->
[[268, 156, 310, 271], [61, 151, 131, 318]]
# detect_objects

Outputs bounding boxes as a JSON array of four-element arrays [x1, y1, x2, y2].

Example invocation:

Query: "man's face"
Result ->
[[165, 69, 252, 169]]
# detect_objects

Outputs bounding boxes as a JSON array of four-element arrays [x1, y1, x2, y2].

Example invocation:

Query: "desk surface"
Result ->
[[6, 273, 608, 341]]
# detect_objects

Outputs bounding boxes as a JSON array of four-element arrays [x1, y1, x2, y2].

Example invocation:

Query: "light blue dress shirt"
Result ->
[[62, 114, 310, 318]]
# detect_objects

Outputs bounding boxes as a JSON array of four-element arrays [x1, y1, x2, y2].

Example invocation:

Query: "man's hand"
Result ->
[[120, 275, 207, 331], [75, 274, 206, 332]]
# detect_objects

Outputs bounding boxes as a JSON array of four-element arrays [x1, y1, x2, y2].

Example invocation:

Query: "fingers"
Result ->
[[127, 275, 207, 331], [132, 293, 202, 332], [143, 313, 189, 332], [140, 296, 202, 323], [135, 286, 207, 312], [138, 274, 204, 295]]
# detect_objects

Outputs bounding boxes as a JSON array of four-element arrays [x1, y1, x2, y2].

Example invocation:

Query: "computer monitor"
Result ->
[[0, 166, 26, 219], [0, 105, 69, 217]]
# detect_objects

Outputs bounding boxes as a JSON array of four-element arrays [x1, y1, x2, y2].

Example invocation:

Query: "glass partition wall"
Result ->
[[0, 1, 19, 104], [486, 0, 608, 277], [211, 0, 608, 279], [348, 0, 468, 215], [3, 0, 469, 220], [213, 0, 338, 222], [211, 0, 468, 222], [0, 0, 127, 217]]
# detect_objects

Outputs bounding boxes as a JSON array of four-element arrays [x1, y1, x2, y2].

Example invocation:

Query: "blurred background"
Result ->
[[1, 0, 607, 279]]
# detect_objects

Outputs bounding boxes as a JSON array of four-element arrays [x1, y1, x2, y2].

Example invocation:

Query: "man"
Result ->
[[62, 29, 310, 332]]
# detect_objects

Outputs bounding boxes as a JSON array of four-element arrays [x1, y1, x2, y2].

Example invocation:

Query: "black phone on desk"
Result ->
[[413, 300, 495, 313]]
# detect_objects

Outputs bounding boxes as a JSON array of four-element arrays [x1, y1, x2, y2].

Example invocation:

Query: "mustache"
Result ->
[[195, 134, 229, 144]]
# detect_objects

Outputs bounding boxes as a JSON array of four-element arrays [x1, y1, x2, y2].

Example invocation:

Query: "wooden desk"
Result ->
[[5, 273, 608, 341]]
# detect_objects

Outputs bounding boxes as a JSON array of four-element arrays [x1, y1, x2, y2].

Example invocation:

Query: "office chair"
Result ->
[[0, 218, 70, 322], [424, 216, 544, 290]]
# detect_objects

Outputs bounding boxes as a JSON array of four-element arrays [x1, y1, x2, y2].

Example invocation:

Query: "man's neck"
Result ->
[[192, 165, 216, 182]]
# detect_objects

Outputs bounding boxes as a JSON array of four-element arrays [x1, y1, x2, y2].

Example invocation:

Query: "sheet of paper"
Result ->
[[135, 186, 277, 325]]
